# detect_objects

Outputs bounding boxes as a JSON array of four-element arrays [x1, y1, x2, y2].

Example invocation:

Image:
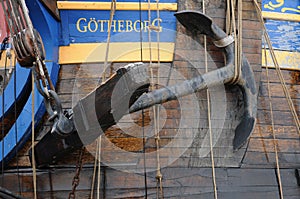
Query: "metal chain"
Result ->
[[1, 0, 55, 96], [1, 0, 66, 125], [68, 147, 85, 199]]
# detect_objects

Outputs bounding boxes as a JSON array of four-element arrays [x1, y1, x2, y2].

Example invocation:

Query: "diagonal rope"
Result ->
[[203, 1, 218, 198], [92, 1, 117, 198], [253, 0, 300, 135], [90, 138, 99, 199], [263, 41, 284, 199], [96, 136, 102, 199], [102, 0, 116, 81]]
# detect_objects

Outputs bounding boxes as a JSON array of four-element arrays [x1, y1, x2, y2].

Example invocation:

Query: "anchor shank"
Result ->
[[129, 63, 234, 113]]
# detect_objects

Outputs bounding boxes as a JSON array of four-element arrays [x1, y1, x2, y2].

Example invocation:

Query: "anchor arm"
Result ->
[[130, 11, 258, 150], [173, 11, 258, 150], [233, 56, 257, 149]]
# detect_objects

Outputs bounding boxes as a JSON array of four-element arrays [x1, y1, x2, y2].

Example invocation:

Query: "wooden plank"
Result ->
[[252, 124, 299, 139], [57, 1, 178, 11], [258, 96, 300, 112], [260, 68, 300, 85], [262, 50, 300, 71], [0, 167, 292, 198], [59, 43, 175, 64], [0, 51, 15, 68], [242, 151, 300, 169], [247, 138, 300, 153], [263, 11, 300, 22], [259, 81, 300, 98], [257, 110, 299, 126]]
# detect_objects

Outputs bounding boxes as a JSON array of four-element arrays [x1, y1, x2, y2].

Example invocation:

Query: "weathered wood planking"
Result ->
[[1, 167, 299, 198]]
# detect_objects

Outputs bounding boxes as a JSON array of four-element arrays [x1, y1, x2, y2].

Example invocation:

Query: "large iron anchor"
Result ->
[[31, 11, 258, 167], [129, 11, 258, 150]]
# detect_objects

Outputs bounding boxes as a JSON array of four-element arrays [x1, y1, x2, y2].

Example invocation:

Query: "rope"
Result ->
[[253, 0, 300, 135], [90, 138, 99, 199], [138, 1, 148, 198], [147, 0, 164, 198], [263, 42, 284, 199], [102, 0, 116, 81], [19, 0, 54, 94], [226, 0, 242, 84], [12, 42, 22, 195], [0, 1, 15, 36], [96, 136, 102, 199], [237, 0, 242, 82], [1, 41, 7, 186], [155, 2, 163, 196], [31, 69, 37, 199], [203, 1, 218, 198], [142, 109, 148, 198], [93, 1, 116, 197]]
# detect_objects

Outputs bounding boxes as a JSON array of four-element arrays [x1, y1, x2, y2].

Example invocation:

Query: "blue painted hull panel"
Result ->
[[0, 0, 60, 166]]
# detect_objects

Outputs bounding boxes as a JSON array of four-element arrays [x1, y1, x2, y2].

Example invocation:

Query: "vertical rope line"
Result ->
[[95, 1, 116, 197], [253, 0, 300, 135], [147, 1, 163, 198], [31, 70, 37, 199], [142, 109, 148, 198], [155, 1, 163, 197], [139, 0, 144, 61], [1, 45, 7, 185], [139, 2, 148, 198], [203, 1, 218, 199], [264, 41, 284, 199], [97, 136, 102, 199], [225, 0, 231, 35], [13, 48, 22, 195], [0, 1, 15, 36], [227, 0, 242, 84], [147, 0, 153, 65], [237, 0, 242, 82], [230, 0, 238, 84], [90, 139, 99, 199]]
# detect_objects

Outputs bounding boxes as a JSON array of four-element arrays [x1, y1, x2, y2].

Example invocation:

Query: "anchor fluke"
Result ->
[[174, 11, 258, 150]]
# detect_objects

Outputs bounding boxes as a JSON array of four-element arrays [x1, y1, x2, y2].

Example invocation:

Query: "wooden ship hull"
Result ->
[[0, 0, 299, 198]]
